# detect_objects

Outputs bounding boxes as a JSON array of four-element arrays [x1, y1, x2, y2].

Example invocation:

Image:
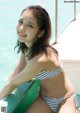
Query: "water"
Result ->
[[0, 0, 80, 89]]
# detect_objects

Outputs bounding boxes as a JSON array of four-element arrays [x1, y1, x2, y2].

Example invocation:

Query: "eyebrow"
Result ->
[[19, 18, 37, 26], [28, 21, 36, 26]]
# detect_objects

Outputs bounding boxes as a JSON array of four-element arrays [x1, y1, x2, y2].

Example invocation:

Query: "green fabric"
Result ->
[[4, 79, 40, 113]]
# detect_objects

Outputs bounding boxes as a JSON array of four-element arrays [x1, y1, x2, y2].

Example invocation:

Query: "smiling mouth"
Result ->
[[18, 32, 27, 37]]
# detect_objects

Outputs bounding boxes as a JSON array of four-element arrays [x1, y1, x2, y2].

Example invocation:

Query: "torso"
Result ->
[[25, 47, 75, 99], [40, 70, 75, 98]]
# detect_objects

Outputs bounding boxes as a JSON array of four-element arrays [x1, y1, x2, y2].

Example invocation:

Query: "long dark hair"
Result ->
[[15, 5, 58, 59]]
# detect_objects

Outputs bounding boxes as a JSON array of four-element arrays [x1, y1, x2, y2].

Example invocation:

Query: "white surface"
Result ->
[[62, 60, 80, 93], [54, 12, 80, 60]]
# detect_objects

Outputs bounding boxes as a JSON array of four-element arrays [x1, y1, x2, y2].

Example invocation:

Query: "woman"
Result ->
[[0, 5, 79, 113]]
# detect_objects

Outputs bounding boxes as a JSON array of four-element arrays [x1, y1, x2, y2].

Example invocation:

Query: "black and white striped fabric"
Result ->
[[36, 67, 62, 80], [41, 95, 64, 112]]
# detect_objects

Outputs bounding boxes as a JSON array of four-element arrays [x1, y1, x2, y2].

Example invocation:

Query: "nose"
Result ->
[[19, 24, 25, 31]]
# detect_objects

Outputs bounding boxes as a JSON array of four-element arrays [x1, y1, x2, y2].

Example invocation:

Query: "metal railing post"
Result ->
[[74, 0, 76, 20], [55, 0, 58, 43]]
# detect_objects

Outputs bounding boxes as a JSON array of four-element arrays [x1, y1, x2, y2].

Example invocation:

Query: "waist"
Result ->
[[40, 87, 75, 98]]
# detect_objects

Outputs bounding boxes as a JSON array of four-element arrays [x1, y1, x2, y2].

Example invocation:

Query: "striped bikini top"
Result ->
[[36, 67, 62, 80]]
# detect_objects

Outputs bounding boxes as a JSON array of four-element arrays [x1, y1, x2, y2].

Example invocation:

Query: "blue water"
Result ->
[[0, 0, 80, 89]]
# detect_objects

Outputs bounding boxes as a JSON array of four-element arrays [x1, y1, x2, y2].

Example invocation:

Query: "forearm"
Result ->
[[8, 65, 25, 81], [8, 68, 22, 81], [0, 81, 16, 99]]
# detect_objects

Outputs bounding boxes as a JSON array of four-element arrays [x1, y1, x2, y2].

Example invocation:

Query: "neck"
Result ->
[[25, 42, 32, 48]]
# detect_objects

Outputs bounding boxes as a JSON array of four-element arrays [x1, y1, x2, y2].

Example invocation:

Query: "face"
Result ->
[[16, 9, 40, 48]]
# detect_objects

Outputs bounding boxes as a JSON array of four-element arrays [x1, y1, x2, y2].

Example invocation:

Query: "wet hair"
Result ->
[[15, 5, 58, 59]]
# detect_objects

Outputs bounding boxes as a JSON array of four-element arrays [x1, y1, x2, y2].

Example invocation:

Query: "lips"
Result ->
[[18, 32, 27, 37]]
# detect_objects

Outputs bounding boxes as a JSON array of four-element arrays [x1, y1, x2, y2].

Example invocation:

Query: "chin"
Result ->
[[18, 39, 25, 43]]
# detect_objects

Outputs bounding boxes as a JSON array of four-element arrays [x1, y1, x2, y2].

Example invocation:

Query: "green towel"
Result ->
[[4, 79, 40, 113]]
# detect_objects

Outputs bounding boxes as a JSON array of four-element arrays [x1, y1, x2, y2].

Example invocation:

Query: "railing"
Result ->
[[74, 0, 76, 20], [55, 0, 58, 43], [54, 0, 79, 43]]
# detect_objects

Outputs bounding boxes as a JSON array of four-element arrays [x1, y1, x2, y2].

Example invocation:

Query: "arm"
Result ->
[[8, 52, 26, 81], [0, 82, 16, 99], [0, 52, 26, 99], [0, 55, 45, 99], [0, 51, 60, 99]]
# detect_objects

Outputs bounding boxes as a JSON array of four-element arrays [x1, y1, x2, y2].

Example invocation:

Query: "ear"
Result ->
[[38, 30, 45, 38]]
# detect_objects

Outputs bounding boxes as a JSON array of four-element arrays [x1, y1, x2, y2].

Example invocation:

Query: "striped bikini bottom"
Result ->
[[41, 93, 80, 113]]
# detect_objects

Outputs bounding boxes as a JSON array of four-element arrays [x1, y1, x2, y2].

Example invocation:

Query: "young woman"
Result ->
[[0, 5, 79, 113]]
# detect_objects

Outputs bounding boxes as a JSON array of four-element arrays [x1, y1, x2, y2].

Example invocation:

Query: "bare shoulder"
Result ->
[[18, 52, 26, 65], [27, 53, 48, 71], [27, 47, 60, 71], [47, 47, 60, 67]]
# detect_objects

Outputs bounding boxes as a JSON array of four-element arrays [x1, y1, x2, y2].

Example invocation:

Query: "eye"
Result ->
[[18, 19, 23, 24], [26, 24, 33, 28]]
